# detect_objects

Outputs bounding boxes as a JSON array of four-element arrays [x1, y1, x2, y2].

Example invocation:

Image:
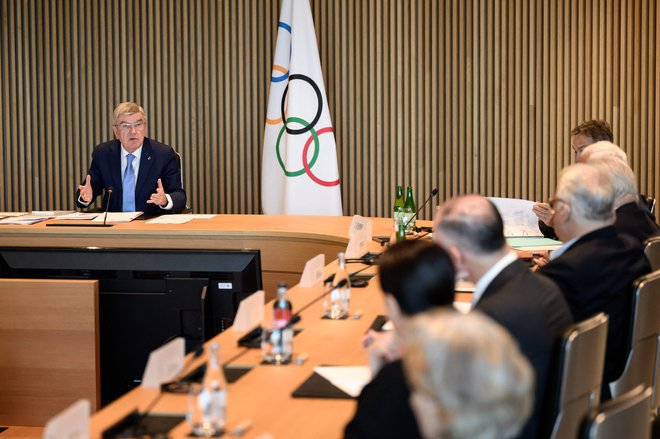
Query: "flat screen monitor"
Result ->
[[0, 247, 262, 405]]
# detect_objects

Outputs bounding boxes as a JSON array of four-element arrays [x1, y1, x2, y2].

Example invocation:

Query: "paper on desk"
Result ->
[[0, 211, 28, 217], [31, 210, 76, 216], [488, 197, 542, 237], [92, 211, 142, 223], [0, 214, 52, 225], [314, 366, 372, 398], [43, 399, 90, 439], [57, 212, 100, 220], [232, 290, 265, 332], [146, 214, 217, 224], [142, 337, 185, 388], [299, 253, 325, 287], [147, 215, 192, 224]]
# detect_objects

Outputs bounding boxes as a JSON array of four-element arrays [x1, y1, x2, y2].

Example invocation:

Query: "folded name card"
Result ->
[[232, 290, 265, 332], [43, 399, 90, 439], [299, 253, 325, 287], [142, 337, 185, 388]]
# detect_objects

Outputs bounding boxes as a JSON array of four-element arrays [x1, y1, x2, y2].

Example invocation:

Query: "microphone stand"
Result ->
[[47, 187, 115, 227], [403, 188, 439, 232]]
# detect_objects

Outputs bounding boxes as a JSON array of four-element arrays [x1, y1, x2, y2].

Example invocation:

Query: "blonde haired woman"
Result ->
[[404, 309, 534, 439]]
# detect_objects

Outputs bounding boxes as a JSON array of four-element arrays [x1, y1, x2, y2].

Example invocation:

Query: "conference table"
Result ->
[[0, 214, 441, 438], [0, 214, 396, 298]]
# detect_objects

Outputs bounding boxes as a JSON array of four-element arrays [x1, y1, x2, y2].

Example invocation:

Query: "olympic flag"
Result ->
[[261, 0, 343, 215]]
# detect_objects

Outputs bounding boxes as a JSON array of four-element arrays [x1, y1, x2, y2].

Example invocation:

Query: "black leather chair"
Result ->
[[174, 151, 192, 214], [581, 385, 651, 439], [640, 194, 656, 215], [539, 313, 609, 439], [609, 270, 660, 412], [645, 236, 660, 272]]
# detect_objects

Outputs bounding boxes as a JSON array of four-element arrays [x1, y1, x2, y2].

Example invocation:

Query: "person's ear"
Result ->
[[384, 294, 403, 326], [447, 245, 471, 281], [555, 202, 571, 224]]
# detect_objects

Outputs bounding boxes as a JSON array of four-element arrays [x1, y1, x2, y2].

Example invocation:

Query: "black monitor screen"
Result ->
[[0, 247, 262, 405]]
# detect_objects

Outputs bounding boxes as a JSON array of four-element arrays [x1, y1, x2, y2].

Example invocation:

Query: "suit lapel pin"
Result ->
[[147, 156, 152, 160]]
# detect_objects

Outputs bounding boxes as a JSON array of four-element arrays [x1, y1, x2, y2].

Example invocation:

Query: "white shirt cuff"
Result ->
[[159, 194, 174, 210]]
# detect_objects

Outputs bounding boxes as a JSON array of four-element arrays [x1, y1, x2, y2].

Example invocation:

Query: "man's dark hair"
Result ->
[[378, 240, 455, 316], [436, 199, 506, 254], [571, 120, 614, 143]]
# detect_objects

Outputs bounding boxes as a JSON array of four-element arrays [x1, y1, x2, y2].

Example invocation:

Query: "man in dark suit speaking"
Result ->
[[76, 102, 186, 213]]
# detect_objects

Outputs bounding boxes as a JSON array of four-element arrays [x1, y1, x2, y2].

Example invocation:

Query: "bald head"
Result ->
[[434, 195, 506, 255]]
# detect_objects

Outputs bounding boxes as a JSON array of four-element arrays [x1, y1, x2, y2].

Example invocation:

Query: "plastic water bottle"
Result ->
[[325, 252, 351, 319], [189, 342, 227, 436], [273, 282, 292, 328]]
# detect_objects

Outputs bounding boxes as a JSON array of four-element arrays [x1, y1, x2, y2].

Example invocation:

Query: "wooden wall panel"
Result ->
[[0, 0, 658, 221]]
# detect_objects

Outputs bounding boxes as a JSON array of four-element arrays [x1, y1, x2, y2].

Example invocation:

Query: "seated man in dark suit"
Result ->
[[433, 195, 573, 439], [533, 119, 614, 238], [581, 143, 659, 243], [537, 162, 651, 400], [76, 101, 186, 213], [344, 240, 456, 439]]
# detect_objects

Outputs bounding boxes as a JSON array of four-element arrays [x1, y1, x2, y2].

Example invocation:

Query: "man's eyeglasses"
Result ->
[[116, 121, 145, 132]]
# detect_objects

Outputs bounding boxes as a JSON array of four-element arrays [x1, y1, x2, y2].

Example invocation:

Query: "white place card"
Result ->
[[43, 399, 90, 439], [141, 337, 185, 388], [346, 215, 372, 258], [232, 290, 265, 332], [345, 234, 367, 259], [349, 215, 373, 240], [299, 254, 325, 287]]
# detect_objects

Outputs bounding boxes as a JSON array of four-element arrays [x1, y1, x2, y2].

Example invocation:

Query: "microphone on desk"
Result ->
[[46, 187, 115, 227], [102, 187, 113, 226], [403, 188, 439, 231]]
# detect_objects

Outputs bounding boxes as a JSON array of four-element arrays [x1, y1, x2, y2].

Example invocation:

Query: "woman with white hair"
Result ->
[[403, 309, 534, 439]]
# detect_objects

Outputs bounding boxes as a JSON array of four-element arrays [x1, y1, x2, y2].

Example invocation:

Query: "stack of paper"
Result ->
[[0, 214, 53, 225], [92, 212, 143, 223]]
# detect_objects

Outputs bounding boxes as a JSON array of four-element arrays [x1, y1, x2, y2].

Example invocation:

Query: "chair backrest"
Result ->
[[174, 151, 184, 188], [174, 151, 191, 213], [581, 385, 652, 439], [645, 236, 660, 272], [640, 194, 656, 215], [545, 313, 609, 439], [610, 270, 660, 404]]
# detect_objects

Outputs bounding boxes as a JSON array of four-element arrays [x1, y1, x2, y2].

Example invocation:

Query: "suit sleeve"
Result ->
[[75, 147, 105, 208]]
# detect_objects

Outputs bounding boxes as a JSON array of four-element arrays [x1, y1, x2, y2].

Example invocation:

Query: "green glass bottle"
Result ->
[[393, 185, 404, 231], [403, 186, 416, 232], [396, 223, 407, 242]]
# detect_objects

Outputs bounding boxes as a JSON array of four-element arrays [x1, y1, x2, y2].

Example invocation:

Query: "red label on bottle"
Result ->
[[273, 309, 292, 328]]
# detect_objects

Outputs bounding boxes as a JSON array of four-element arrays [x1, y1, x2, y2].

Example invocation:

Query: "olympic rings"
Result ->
[[275, 116, 320, 177], [281, 74, 322, 135], [302, 127, 340, 187]]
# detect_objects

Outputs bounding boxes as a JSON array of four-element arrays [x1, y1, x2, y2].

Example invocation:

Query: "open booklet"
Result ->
[[487, 197, 562, 251]]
